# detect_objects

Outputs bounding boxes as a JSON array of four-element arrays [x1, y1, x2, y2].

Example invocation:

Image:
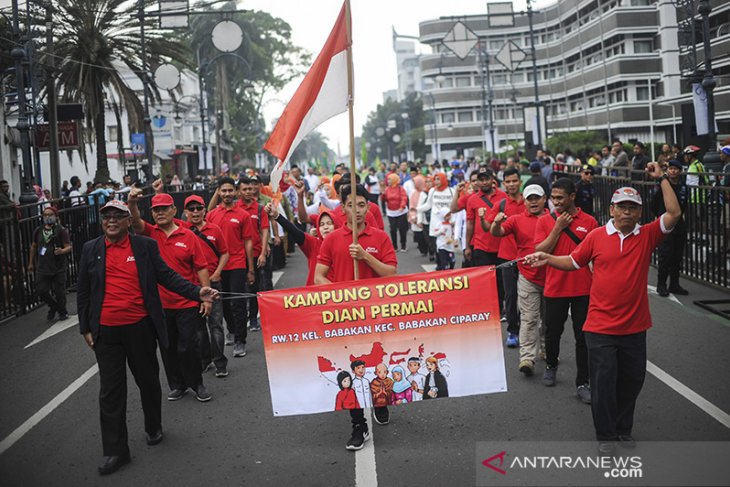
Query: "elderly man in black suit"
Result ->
[[78, 199, 218, 476]]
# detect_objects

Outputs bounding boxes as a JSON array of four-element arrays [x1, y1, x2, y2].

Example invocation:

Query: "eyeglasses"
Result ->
[[151, 205, 172, 213], [101, 212, 128, 221], [186, 205, 205, 212]]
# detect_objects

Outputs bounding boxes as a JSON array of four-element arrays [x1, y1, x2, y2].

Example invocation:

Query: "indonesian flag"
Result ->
[[264, 2, 350, 193]]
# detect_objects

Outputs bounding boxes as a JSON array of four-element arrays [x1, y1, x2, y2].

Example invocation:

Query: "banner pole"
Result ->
[[345, 0, 359, 280]]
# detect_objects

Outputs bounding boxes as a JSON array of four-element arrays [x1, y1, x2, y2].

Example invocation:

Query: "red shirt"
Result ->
[[486, 195, 525, 260], [100, 236, 148, 326], [207, 204, 255, 270], [237, 199, 270, 257], [300, 233, 336, 286], [142, 222, 207, 309], [180, 221, 228, 276], [368, 201, 385, 230], [466, 189, 507, 253], [383, 185, 408, 211], [317, 224, 398, 282], [534, 208, 598, 298], [571, 218, 669, 335], [456, 191, 472, 211], [501, 209, 548, 287]]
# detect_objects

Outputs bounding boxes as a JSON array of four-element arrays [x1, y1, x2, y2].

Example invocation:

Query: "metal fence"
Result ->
[[555, 171, 730, 290]]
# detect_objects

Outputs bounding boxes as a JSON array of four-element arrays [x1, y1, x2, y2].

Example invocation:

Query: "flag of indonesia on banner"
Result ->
[[263, 2, 350, 192]]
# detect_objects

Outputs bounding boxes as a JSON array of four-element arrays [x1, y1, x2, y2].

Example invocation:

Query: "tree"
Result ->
[[544, 131, 606, 157], [289, 131, 336, 169], [43, 0, 190, 183], [361, 92, 427, 165]]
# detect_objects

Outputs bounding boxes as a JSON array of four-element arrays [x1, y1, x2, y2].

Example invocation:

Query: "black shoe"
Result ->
[[345, 425, 370, 451], [98, 454, 131, 475], [46, 309, 56, 322], [195, 384, 212, 402], [58, 312, 69, 321], [656, 285, 670, 297], [668, 285, 689, 296], [167, 388, 186, 401], [146, 429, 163, 446], [597, 441, 616, 456], [373, 407, 389, 425], [215, 367, 229, 378], [618, 434, 636, 448]]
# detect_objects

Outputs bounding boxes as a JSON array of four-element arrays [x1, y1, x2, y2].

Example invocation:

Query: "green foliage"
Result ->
[[361, 92, 427, 165], [545, 131, 606, 155], [289, 131, 336, 167]]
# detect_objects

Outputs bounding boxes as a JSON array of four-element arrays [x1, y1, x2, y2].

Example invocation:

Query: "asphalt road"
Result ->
[[1, 242, 729, 487]]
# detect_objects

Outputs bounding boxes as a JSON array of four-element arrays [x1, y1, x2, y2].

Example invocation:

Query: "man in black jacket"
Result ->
[[77, 200, 218, 476]]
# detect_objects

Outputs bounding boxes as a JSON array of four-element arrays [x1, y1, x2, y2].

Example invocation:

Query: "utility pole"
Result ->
[[527, 0, 543, 150], [698, 0, 716, 146], [45, 4, 61, 198], [138, 0, 154, 180]]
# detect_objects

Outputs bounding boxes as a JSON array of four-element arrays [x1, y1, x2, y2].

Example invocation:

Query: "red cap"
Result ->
[[150, 193, 175, 208], [184, 195, 205, 208]]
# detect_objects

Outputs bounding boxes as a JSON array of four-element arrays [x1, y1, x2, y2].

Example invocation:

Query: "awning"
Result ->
[[154, 151, 173, 161]]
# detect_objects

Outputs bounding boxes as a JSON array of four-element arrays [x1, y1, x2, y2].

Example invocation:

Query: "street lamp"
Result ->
[[401, 112, 412, 161], [425, 91, 439, 161], [698, 0, 716, 146]]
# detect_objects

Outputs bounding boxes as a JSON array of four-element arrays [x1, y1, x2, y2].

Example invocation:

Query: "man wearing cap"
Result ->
[[28, 205, 72, 321], [78, 199, 218, 475], [525, 162, 681, 454], [575, 165, 596, 216], [465, 168, 506, 269], [651, 159, 689, 297], [128, 189, 214, 403], [183, 194, 231, 377], [534, 178, 598, 403], [491, 184, 548, 376], [206, 177, 255, 358], [237, 176, 269, 331]]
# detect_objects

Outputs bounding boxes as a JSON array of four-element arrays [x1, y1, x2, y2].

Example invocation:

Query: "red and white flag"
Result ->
[[263, 2, 350, 192]]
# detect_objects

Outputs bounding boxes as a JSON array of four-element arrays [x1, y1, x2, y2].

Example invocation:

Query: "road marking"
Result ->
[[421, 264, 437, 273], [0, 363, 98, 456], [24, 316, 79, 349], [356, 408, 378, 487], [272, 271, 283, 288], [647, 285, 683, 305], [647, 361, 730, 430]]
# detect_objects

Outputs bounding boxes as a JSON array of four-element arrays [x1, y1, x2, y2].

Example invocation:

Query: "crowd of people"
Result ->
[[1, 139, 729, 473]]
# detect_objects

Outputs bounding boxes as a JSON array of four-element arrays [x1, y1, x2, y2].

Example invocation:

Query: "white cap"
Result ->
[[611, 187, 643, 205], [523, 184, 545, 199]]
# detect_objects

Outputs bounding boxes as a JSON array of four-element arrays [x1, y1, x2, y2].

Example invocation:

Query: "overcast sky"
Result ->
[[242, 0, 553, 157]]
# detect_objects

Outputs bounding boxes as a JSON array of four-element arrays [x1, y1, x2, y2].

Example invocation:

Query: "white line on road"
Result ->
[[24, 316, 79, 349], [272, 271, 283, 288], [0, 363, 98, 456], [646, 285, 683, 305], [647, 361, 730, 430], [356, 408, 378, 487], [421, 264, 437, 273]]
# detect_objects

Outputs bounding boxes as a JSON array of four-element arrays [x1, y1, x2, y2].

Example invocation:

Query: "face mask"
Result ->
[[43, 216, 57, 225]]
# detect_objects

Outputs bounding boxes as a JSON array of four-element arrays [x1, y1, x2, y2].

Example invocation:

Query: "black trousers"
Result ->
[[248, 257, 263, 327], [436, 249, 455, 270], [221, 268, 249, 344], [160, 307, 205, 391], [544, 295, 590, 387], [388, 214, 408, 250], [472, 250, 504, 311], [657, 225, 686, 287], [199, 281, 227, 370], [348, 406, 388, 427], [501, 263, 520, 334], [414, 230, 429, 255], [36, 271, 67, 314], [585, 331, 647, 441], [95, 318, 161, 457]]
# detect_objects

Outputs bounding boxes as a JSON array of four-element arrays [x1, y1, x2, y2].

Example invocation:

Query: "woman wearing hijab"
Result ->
[[382, 173, 409, 252], [390, 365, 413, 405], [418, 173, 455, 262], [409, 175, 428, 256]]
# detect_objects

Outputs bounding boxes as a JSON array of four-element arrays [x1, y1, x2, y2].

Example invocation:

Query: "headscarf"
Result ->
[[391, 365, 411, 393], [409, 175, 425, 209], [387, 173, 400, 187], [312, 209, 340, 239], [330, 174, 342, 199], [434, 173, 448, 191]]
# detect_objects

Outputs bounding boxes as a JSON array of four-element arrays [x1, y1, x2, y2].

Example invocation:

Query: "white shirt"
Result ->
[[406, 372, 425, 401], [352, 375, 372, 408], [69, 189, 83, 207], [418, 187, 455, 237], [304, 174, 319, 192]]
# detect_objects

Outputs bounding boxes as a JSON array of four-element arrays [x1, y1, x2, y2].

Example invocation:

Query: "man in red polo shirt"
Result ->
[[183, 195, 230, 378], [128, 189, 213, 403], [525, 163, 680, 453], [237, 175, 269, 332], [480, 167, 524, 347], [314, 183, 397, 451], [533, 177, 598, 403], [206, 177, 255, 358], [490, 184, 548, 377], [465, 168, 506, 267]]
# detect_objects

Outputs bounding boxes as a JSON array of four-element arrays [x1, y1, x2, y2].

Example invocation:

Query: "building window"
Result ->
[[458, 111, 473, 122], [636, 86, 650, 100], [108, 125, 118, 143], [439, 77, 454, 88], [455, 76, 471, 87], [634, 40, 653, 53], [630, 0, 652, 6], [493, 74, 507, 85], [441, 112, 455, 124]]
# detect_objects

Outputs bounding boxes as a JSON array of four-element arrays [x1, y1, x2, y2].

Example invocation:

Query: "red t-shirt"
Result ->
[[142, 222, 207, 309], [456, 191, 473, 211], [237, 199, 270, 257], [534, 208, 598, 298], [179, 221, 228, 276], [571, 218, 669, 335], [368, 201, 385, 230], [466, 189, 507, 253], [300, 233, 334, 286], [501, 209, 548, 287], [207, 204, 255, 270], [486, 195, 525, 260], [317, 224, 398, 282], [331, 204, 380, 230], [100, 236, 148, 326]]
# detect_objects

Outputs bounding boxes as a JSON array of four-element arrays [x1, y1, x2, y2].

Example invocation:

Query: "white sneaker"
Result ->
[[233, 342, 247, 357]]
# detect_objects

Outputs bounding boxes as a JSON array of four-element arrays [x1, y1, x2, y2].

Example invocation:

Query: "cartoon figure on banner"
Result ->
[[423, 356, 449, 399], [334, 371, 360, 410], [390, 365, 413, 405], [351, 360, 373, 408], [406, 357, 426, 401], [370, 363, 394, 407]]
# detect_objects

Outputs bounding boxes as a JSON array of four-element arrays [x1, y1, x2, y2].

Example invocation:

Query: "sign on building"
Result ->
[[35, 121, 79, 150]]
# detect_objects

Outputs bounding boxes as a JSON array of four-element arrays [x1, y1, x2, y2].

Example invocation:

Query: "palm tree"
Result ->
[[42, 0, 189, 182]]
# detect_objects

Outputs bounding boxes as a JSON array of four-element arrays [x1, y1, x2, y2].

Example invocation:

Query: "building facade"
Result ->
[[419, 0, 730, 157]]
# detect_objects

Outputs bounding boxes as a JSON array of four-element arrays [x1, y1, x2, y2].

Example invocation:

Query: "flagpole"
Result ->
[[345, 0, 359, 280]]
